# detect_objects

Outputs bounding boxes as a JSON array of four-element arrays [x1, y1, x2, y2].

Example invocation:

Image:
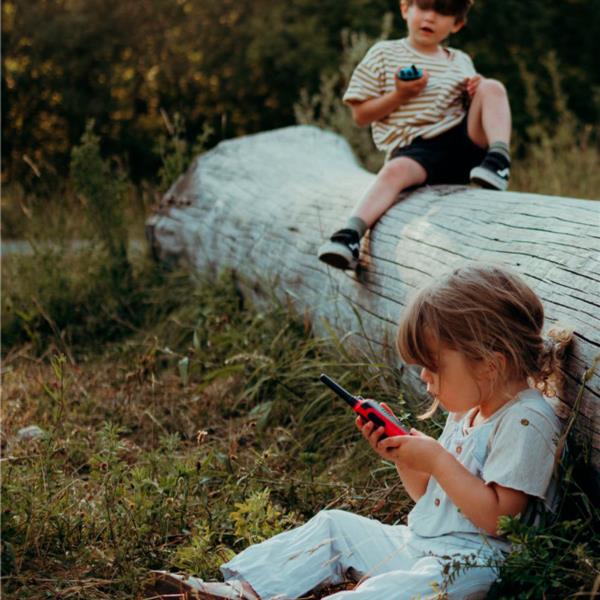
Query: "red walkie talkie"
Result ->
[[320, 373, 408, 438]]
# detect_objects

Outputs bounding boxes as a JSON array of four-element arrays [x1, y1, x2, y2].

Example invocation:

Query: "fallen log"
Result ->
[[147, 124, 600, 497]]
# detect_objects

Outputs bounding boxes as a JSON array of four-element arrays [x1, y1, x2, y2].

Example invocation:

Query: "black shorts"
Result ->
[[389, 117, 487, 185]]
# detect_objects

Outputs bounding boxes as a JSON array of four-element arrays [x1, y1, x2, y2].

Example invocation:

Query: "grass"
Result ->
[[2, 256, 599, 599], [1, 268, 424, 598]]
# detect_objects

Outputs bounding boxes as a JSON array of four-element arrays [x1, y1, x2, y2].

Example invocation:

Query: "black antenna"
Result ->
[[319, 374, 359, 408]]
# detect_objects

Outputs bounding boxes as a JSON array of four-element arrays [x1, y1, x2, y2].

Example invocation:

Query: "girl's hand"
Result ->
[[465, 74, 482, 98], [394, 69, 429, 99], [377, 432, 445, 474], [356, 415, 396, 460], [355, 400, 406, 460], [356, 415, 444, 473]]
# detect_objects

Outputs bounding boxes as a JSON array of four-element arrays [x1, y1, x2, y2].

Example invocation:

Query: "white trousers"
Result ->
[[221, 509, 499, 599]]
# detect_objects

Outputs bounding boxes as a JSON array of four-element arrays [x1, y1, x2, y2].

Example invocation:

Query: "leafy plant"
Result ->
[[488, 515, 600, 598], [171, 525, 236, 576], [230, 489, 298, 545], [156, 110, 214, 192], [70, 120, 132, 285]]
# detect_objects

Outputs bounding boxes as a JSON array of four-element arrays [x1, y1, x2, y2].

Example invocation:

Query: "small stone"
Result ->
[[16, 425, 46, 441]]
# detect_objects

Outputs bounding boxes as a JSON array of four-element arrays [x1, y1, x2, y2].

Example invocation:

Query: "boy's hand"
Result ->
[[394, 69, 429, 99], [465, 74, 482, 98]]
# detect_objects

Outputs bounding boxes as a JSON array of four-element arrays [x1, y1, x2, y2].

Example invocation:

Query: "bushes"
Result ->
[[4, 1, 599, 188]]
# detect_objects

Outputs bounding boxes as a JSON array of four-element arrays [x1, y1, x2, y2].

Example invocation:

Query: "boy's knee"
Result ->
[[478, 78, 507, 98], [379, 158, 411, 183]]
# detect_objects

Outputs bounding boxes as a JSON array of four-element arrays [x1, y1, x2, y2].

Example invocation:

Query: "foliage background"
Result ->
[[3, 0, 599, 190]]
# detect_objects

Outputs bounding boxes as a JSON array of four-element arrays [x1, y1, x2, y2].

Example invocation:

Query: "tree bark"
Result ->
[[147, 125, 600, 498]]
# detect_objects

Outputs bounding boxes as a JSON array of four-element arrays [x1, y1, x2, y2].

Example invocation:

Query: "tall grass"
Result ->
[[1, 116, 211, 353], [509, 53, 600, 199], [2, 265, 598, 598], [1, 271, 420, 598]]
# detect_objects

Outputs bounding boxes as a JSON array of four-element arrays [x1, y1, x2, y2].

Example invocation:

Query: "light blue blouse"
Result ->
[[407, 388, 562, 553]]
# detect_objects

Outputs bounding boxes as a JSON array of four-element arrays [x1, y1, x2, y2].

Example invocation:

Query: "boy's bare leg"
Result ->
[[467, 79, 512, 190], [466, 78, 511, 147], [351, 157, 427, 228], [318, 157, 426, 270]]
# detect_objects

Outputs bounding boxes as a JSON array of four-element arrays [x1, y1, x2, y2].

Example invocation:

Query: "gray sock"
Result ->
[[489, 141, 511, 162], [345, 216, 367, 239]]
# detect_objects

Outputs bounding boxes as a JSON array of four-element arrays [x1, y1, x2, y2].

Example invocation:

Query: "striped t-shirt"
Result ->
[[343, 38, 476, 153]]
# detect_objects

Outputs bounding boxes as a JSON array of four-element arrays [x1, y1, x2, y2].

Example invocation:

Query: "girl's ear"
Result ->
[[485, 352, 507, 381], [475, 352, 505, 382]]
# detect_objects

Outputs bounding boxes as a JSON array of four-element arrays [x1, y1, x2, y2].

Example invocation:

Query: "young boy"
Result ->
[[318, 0, 512, 271]]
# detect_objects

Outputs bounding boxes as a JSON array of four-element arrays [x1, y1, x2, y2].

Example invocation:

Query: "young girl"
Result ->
[[146, 264, 571, 600]]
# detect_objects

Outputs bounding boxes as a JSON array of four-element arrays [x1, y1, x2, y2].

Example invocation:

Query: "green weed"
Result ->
[[3, 268, 598, 598], [1, 271, 417, 598], [70, 121, 131, 281], [156, 110, 214, 193]]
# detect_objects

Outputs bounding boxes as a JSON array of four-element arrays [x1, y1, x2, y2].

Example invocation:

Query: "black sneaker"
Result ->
[[318, 228, 360, 270], [470, 152, 510, 191]]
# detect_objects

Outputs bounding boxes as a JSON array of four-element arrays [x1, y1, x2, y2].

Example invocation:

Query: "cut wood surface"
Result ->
[[147, 125, 600, 496]]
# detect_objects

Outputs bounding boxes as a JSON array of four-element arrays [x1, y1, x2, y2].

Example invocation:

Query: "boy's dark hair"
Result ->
[[404, 0, 474, 21]]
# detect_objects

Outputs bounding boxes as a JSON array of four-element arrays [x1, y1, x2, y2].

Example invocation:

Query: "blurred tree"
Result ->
[[2, 0, 598, 189]]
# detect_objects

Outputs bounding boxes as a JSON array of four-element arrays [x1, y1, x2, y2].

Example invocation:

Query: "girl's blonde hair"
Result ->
[[396, 264, 572, 416]]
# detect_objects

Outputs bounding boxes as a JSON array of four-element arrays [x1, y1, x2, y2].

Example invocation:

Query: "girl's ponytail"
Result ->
[[532, 326, 573, 397]]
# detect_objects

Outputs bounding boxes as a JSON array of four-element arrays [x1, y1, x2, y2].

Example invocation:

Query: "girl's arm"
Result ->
[[378, 435, 529, 535], [395, 462, 430, 502], [431, 451, 528, 536], [357, 419, 430, 502], [394, 428, 434, 502]]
